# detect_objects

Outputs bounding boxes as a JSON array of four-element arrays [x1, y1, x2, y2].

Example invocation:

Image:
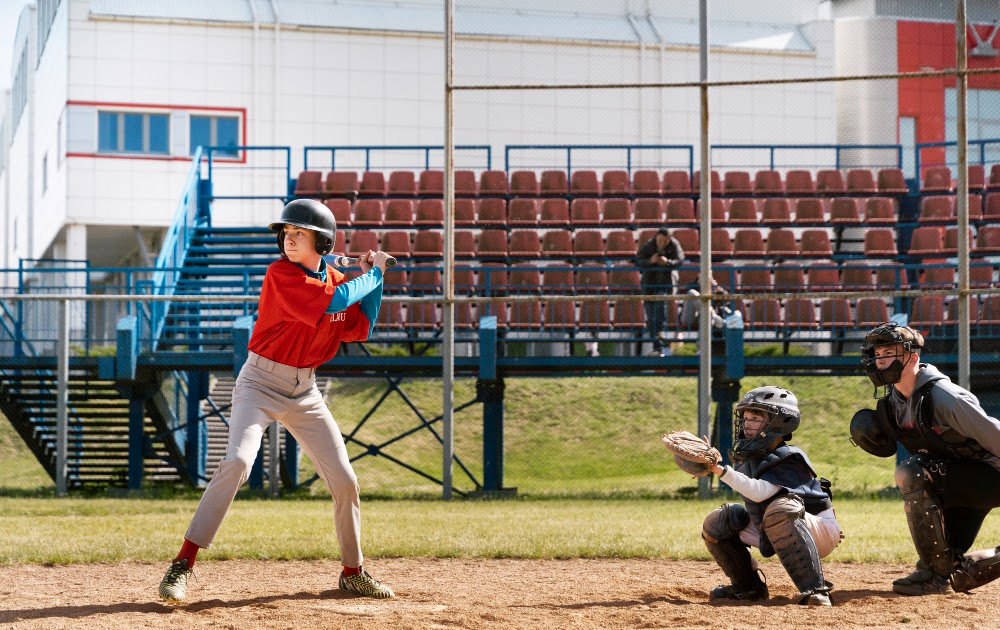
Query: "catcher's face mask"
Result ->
[[861, 323, 923, 395], [731, 386, 800, 463]]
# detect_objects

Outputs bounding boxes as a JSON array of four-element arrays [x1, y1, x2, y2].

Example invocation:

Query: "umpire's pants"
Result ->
[[185, 352, 363, 568]]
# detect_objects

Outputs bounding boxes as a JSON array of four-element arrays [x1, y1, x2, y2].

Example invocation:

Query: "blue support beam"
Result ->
[[128, 398, 145, 490], [186, 371, 209, 486], [476, 316, 514, 495]]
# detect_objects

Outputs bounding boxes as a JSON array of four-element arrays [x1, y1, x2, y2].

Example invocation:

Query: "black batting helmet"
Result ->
[[269, 199, 336, 255]]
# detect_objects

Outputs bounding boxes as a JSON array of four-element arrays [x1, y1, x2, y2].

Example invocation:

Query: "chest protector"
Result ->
[[877, 380, 990, 461], [736, 444, 833, 527]]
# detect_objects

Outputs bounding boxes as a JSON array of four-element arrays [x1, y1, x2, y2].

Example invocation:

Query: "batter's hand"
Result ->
[[369, 250, 392, 272]]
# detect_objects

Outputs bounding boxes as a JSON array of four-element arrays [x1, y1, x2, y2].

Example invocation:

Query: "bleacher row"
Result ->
[[289, 166, 1000, 341]]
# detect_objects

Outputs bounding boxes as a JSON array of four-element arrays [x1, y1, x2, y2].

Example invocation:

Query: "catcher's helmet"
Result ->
[[268, 199, 336, 255], [731, 386, 800, 463], [860, 322, 923, 392]]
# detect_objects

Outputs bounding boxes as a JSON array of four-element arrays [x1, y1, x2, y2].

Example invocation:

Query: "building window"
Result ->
[[42, 154, 48, 193], [11, 47, 28, 132], [37, 0, 63, 59], [190, 115, 240, 157], [97, 111, 169, 155]]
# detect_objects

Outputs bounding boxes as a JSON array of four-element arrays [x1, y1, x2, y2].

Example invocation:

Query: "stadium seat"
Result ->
[[713, 264, 739, 292], [540, 170, 569, 196], [864, 197, 896, 223], [508, 301, 543, 330], [376, 301, 404, 331], [975, 225, 1000, 254], [732, 229, 766, 257], [478, 229, 508, 261], [454, 263, 476, 295], [863, 228, 898, 257], [379, 260, 408, 294], [507, 264, 542, 295], [479, 170, 509, 196], [841, 265, 874, 290], [969, 165, 986, 192], [874, 263, 910, 290], [794, 198, 826, 224], [573, 230, 605, 260], [507, 198, 539, 226], [539, 198, 571, 227], [785, 170, 816, 195], [383, 199, 414, 226], [918, 196, 953, 223], [692, 170, 722, 194], [334, 230, 346, 254], [697, 198, 727, 222], [907, 226, 945, 256], [571, 170, 601, 196], [754, 170, 784, 194], [829, 198, 861, 225], [294, 170, 324, 196], [508, 229, 541, 259], [602, 198, 632, 226], [662, 170, 692, 195], [412, 231, 443, 258], [943, 226, 974, 255], [454, 199, 477, 227], [381, 231, 412, 259], [352, 199, 383, 226], [407, 302, 440, 332], [633, 198, 665, 226], [418, 170, 444, 196], [606, 230, 636, 257], [946, 296, 980, 326], [799, 229, 833, 258], [712, 228, 733, 258], [671, 228, 699, 258], [785, 298, 819, 331], [579, 298, 611, 330], [608, 265, 641, 293], [326, 171, 360, 198], [359, 171, 387, 196], [454, 231, 476, 258], [478, 263, 508, 296], [989, 164, 1000, 191], [665, 198, 696, 224], [613, 299, 646, 332], [806, 264, 840, 291], [576, 266, 609, 294], [541, 230, 574, 257], [967, 194, 984, 221], [985, 193, 1000, 221], [765, 228, 798, 258], [723, 171, 752, 195], [479, 301, 507, 328], [747, 299, 782, 329], [921, 166, 953, 193], [476, 198, 507, 227], [846, 168, 877, 194], [972, 262, 995, 287], [856, 297, 890, 328], [454, 170, 478, 196], [816, 169, 846, 194], [409, 265, 441, 294], [980, 295, 1000, 322], [910, 295, 946, 328], [387, 171, 417, 196], [632, 170, 662, 196], [774, 265, 806, 292], [877, 168, 909, 194], [348, 229, 379, 255], [324, 199, 352, 225], [510, 170, 540, 196], [570, 198, 602, 226], [542, 263, 575, 294], [727, 198, 759, 224], [761, 198, 792, 224], [819, 298, 852, 328], [543, 300, 577, 331], [920, 264, 955, 289], [603, 170, 632, 196], [739, 267, 772, 292]]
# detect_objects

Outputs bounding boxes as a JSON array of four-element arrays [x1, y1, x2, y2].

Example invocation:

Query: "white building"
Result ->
[[1, 0, 994, 283]]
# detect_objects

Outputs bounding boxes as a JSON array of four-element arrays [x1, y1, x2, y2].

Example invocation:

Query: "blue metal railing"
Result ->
[[915, 137, 1000, 175], [711, 144, 904, 171], [204, 145, 293, 202], [504, 144, 695, 177], [303, 145, 493, 171]]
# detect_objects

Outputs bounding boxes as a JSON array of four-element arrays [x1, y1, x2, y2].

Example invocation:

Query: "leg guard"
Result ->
[[762, 494, 830, 603], [952, 546, 1000, 592], [703, 503, 768, 600], [895, 457, 955, 577]]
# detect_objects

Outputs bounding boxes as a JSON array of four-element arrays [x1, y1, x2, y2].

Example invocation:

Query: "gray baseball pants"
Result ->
[[184, 351, 363, 567]]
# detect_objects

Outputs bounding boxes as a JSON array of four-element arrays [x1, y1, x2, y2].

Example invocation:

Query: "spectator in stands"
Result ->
[[635, 227, 684, 356], [853, 323, 1000, 596], [680, 275, 732, 332]]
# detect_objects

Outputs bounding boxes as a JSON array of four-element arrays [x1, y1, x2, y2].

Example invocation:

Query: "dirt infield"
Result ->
[[0, 558, 995, 629]]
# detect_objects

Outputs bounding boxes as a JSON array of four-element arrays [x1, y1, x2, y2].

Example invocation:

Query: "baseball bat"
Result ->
[[329, 254, 397, 268]]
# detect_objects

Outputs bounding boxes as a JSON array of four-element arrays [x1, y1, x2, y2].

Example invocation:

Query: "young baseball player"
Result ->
[[702, 386, 843, 606], [158, 199, 395, 602], [852, 322, 1000, 595]]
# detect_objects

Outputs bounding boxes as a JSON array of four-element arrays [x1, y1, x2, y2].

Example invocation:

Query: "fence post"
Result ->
[[56, 299, 70, 496]]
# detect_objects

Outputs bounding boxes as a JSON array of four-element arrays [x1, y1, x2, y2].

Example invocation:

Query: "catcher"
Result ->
[[662, 386, 843, 606]]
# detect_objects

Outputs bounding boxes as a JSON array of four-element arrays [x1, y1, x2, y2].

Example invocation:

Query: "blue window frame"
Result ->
[[190, 115, 240, 157], [97, 111, 170, 155]]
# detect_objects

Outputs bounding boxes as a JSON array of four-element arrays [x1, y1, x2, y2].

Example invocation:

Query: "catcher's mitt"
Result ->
[[660, 431, 722, 477]]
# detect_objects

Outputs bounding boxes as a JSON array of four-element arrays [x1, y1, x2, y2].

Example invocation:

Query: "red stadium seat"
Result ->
[[754, 170, 784, 194], [387, 171, 417, 196], [382, 199, 414, 226], [943, 226, 974, 255], [454, 199, 476, 227], [381, 231, 412, 259], [633, 198, 665, 226], [454, 231, 476, 258], [918, 196, 953, 223], [477, 229, 508, 261], [662, 170, 692, 195], [543, 300, 577, 330], [806, 264, 840, 291], [541, 230, 573, 257], [761, 198, 792, 224], [572, 230, 605, 259], [816, 170, 846, 194], [785, 170, 816, 195], [510, 170, 540, 196], [921, 166, 953, 193], [376, 301, 404, 331], [747, 299, 782, 329], [508, 301, 543, 330], [478, 263, 508, 296], [712, 228, 733, 258], [692, 170, 722, 194], [864, 197, 896, 223], [765, 229, 798, 258], [324, 199, 352, 225], [969, 165, 986, 192], [946, 296, 979, 325], [910, 295, 946, 328], [479, 170, 509, 196], [841, 265, 874, 290], [508, 229, 541, 259], [863, 228, 898, 257], [508, 264, 542, 295], [608, 265, 641, 293], [739, 267, 772, 292], [613, 299, 646, 332], [856, 297, 890, 328], [972, 262, 995, 288], [347, 229, 379, 255], [454, 170, 478, 196], [877, 168, 909, 194], [507, 198, 538, 226], [799, 230, 833, 258], [571, 170, 601, 196], [294, 170, 324, 196], [794, 198, 826, 224], [631, 170, 662, 196], [989, 164, 1000, 191], [606, 230, 636, 257], [412, 231, 443, 257], [920, 265, 955, 289], [359, 171, 386, 196], [418, 170, 443, 196], [829, 198, 861, 225], [352, 199, 383, 226], [671, 228, 699, 258], [732, 229, 766, 257], [539, 198, 571, 227], [579, 299, 611, 330], [602, 198, 632, 226], [723, 171, 752, 195], [697, 198, 727, 222], [907, 226, 945, 256], [819, 298, 852, 328], [326, 171, 360, 197], [409, 265, 441, 294], [846, 169, 877, 194], [665, 198, 696, 224], [785, 298, 818, 330], [975, 225, 1000, 254], [542, 263, 575, 294], [414, 199, 443, 226], [407, 302, 440, 331], [727, 199, 759, 224], [540, 170, 569, 196], [575, 267, 609, 294], [570, 198, 602, 226], [476, 198, 507, 227], [875, 263, 910, 290]]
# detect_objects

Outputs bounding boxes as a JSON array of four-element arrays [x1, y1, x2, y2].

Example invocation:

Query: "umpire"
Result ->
[[852, 322, 1000, 595], [635, 227, 684, 356]]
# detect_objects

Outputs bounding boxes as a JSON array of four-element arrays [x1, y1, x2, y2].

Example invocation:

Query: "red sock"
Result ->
[[343, 565, 362, 576], [173, 539, 200, 568]]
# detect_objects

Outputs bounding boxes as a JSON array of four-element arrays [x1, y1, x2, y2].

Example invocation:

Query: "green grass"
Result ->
[[0, 495, 996, 565]]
